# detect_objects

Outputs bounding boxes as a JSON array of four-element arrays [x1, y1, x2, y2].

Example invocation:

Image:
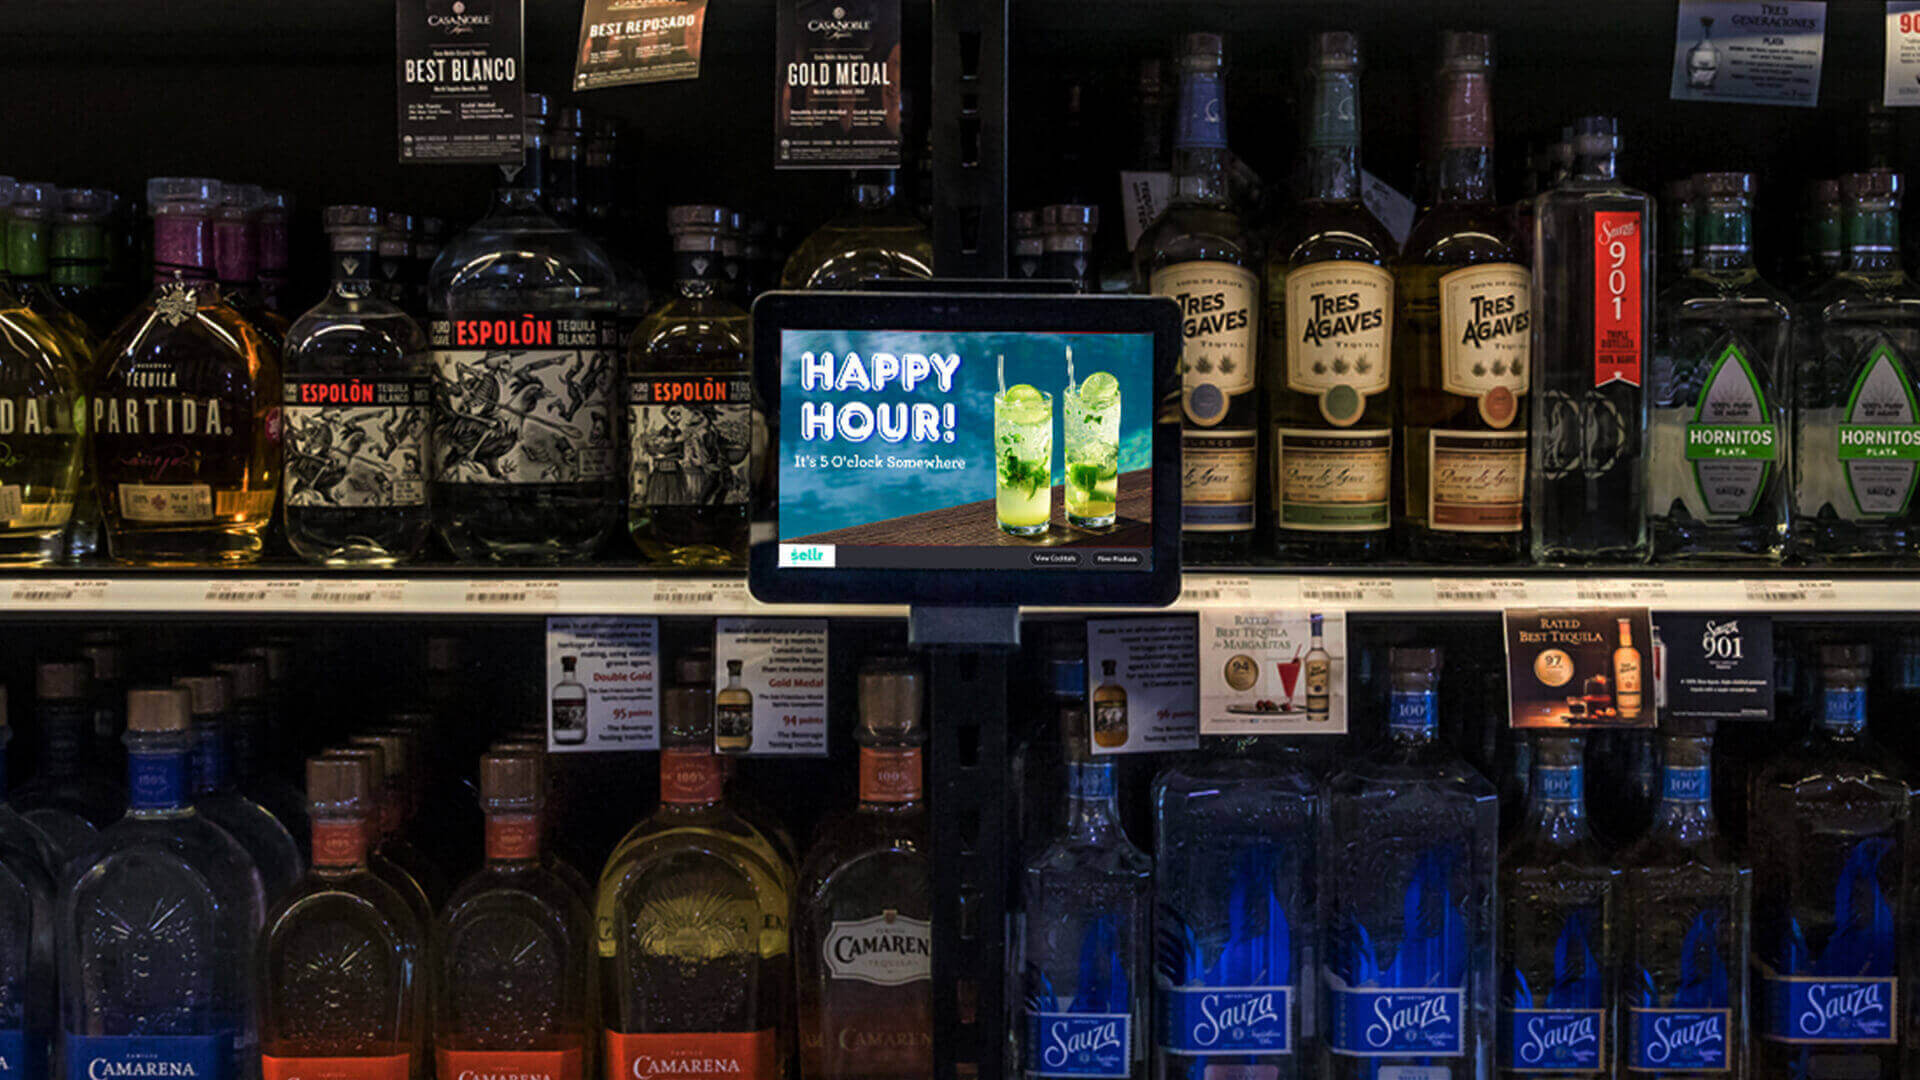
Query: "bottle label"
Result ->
[[429, 315, 621, 485], [1590, 211, 1644, 388], [1627, 1007, 1729, 1071], [1067, 762, 1116, 798], [261, 1053, 411, 1079], [125, 750, 188, 810], [67, 1034, 230, 1080], [1387, 691, 1437, 736], [438, 1046, 583, 1080], [116, 482, 215, 523], [1822, 687, 1867, 727], [1304, 658, 1330, 709], [858, 746, 922, 803], [311, 818, 370, 868], [659, 747, 724, 805], [1835, 341, 1920, 518], [1180, 431, 1256, 532], [1535, 765, 1583, 803], [484, 813, 541, 862], [1758, 974, 1897, 1044], [1661, 766, 1711, 803], [1092, 701, 1127, 746], [282, 377, 430, 507], [1157, 985, 1293, 1054], [552, 700, 588, 738], [1438, 264, 1530, 428], [1026, 1011, 1131, 1077], [1283, 261, 1392, 426], [627, 375, 752, 508], [1427, 430, 1526, 533], [0, 389, 80, 525], [1683, 341, 1776, 519], [0, 1030, 41, 1076], [715, 703, 753, 745], [1176, 72, 1226, 149], [190, 728, 232, 794], [1153, 261, 1257, 533], [823, 912, 933, 986], [1502, 1008, 1604, 1072], [1327, 986, 1465, 1056], [602, 1030, 773, 1080], [1273, 428, 1390, 531]]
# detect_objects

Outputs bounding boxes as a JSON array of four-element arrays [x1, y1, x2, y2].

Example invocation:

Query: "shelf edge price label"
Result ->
[[465, 579, 561, 610], [1179, 576, 1255, 607], [8, 579, 112, 605], [1432, 578, 1531, 606], [1742, 578, 1837, 605], [307, 579, 408, 607], [648, 578, 751, 612], [1301, 577, 1397, 606], [203, 579, 307, 606]]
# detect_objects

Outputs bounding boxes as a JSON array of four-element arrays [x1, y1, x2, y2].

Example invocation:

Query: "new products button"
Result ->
[[778, 544, 835, 567], [1093, 551, 1144, 566]]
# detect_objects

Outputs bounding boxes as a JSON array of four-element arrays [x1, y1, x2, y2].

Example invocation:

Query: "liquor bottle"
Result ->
[[596, 684, 791, 1079], [627, 205, 753, 568], [585, 116, 623, 247], [0, 686, 64, 872], [1613, 618, 1645, 722], [1530, 116, 1653, 563], [0, 686, 56, 1077], [1266, 32, 1397, 562], [175, 673, 303, 902], [1152, 728, 1317, 1080], [1137, 32, 1260, 561], [323, 744, 435, 929], [1321, 646, 1497, 1079], [1796, 179, 1844, 290], [257, 189, 292, 315], [81, 632, 129, 780], [258, 755, 425, 1078], [781, 169, 935, 288], [282, 204, 433, 565], [214, 182, 291, 347], [414, 217, 446, 306], [1648, 172, 1791, 562], [795, 658, 933, 1080], [1043, 204, 1101, 294], [374, 211, 412, 311], [60, 686, 267, 1080], [1020, 694, 1151, 1080], [1750, 644, 1911, 1076], [1686, 17, 1719, 90], [485, 739, 598, 900], [0, 183, 86, 567], [428, 93, 624, 562], [1659, 180, 1696, 283], [15, 659, 123, 864], [1015, 210, 1044, 280], [1496, 734, 1618, 1079], [7, 180, 100, 359], [1394, 33, 1531, 562], [348, 731, 451, 907], [93, 177, 281, 564], [434, 752, 593, 1077], [211, 656, 310, 858], [723, 208, 752, 307], [551, 655, 588, 745], [1791, 169, 1920, 560], [1092, 658, 1128, 749], [1304, 612, 1332, 723], [547, 106, 589, 230], [716, 656, 754, 753], [1618, 720, 1750, 1077], [50, 186, 130, 338]]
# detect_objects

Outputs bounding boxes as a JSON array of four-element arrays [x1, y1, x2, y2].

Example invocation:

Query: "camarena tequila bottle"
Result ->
[[1750, 645, 1913, 1078], [1530, 117, 1652, 563], [1496, 735, 1618, 1079], [1790, 169, 1920, 560], [1152, 728, 1317, 1080], [0, 184, 85, 566], [176, 673, 303, 903], [1137, 32, 1261, 562], [258, 755, 425, 1079], [15, 659, 122, 864], [428, 93, 625, 562], [1395, 33, 1531, 563], [1021, 696, 1151, 1080], [1266, 31, 1397, 563], [1618, 719, 1750, 1078], [1322, 646, 1497, 1079], [60, 686, 267, 1080], [282, 204, 433, 565], [0, 686, 55, 1077], [324, 745, 435, 929], [795, 658, 933, 1080], [94, 177, 281, 564]]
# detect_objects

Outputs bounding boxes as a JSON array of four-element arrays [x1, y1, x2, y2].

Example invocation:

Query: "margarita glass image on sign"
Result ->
[[1064, 371, 1122, 528], [995, 383, 1054, 535]]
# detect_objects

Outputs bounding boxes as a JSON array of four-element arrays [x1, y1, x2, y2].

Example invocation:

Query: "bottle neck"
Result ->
[[36, 701, 86, 778], [329, 245, 379, 295], [50, 223, 108, 287], [483, 810, 543, 869], [214, 218, 260, 288], [659, 746, 726, 810], [1817, 683, 1868, 737], [5, 217, 51, 282], [311, 811, 373, 873], [1812, 209, 1843, 271], [858, 743, 924, 811], [673, 246, 726, 299], [1304, 70, 1360, 203], [846, 170, 901, 212], [1521, 738, 1592, 844], [190, 721, 236, 796], [1171, 67, 1231, 206], [1573, 147, 1618, 183], [1697, 206, 1754, 271], [1651, 737, 1718, 841], [1060, 760, 1123, 844], [1435, 67, 1493, 204], [1847, 209, 1900, 272], [153, 213, 216, 283], [1387, 687, 1439, 748], [125, 739, 194, 817]]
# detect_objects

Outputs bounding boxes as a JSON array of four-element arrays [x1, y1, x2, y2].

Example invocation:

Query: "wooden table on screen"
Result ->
[[792, 468, 1152, 549]]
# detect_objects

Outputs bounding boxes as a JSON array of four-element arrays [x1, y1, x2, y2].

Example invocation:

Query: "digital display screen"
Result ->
[[776, 328, 1156, 572]]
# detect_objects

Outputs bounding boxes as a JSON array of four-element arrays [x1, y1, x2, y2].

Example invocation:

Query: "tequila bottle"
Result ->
[[1152, 734, 1317, 1080], [1749, 645, 1912, 1077], [0, 688, 56, 1078], [780, 170, 935, 288], [1790, 169, 1920, 560], [1015, 210, 1045, 281], [323, 745, 434, 930], [257, 189, 292, 315], [1496, 735, 1618, 1079], [1660, 179, 1696, 283], [1618, 722, 1749, 1078], [1613, 618, 1645, 722], [434, 752, 592, 1078], [175, 673, 303, 903], [1394, 32, 1531, 563], [1304, 613, 1332, 724], [1649, 172, 1790, 561], [214, 182, 291, 348], [258, 755, 425, 1078], [716, 657, 754, 753], [1321, 646, 1497, 1080], [7, 180, 100, 360], [551, 655, 588, 745], [348, 732, 451, 908], [211, 657, 310, 859], [1530, 117, 1652, 563], [0, 180, 85, 567], [14, 659, 122, 865], [1266, 31, 1397, 562], [1796, 179, 1844, 290], [1092, 659, 1128, 749], [377, 211, 420, 315], [282, 204, 434, 565], [627, 205, 753, 568], [0, 686, 64, 872], [50, 186, 130, 339], [60, 687, 266, 1080], [1138, 32, 1261, 562]]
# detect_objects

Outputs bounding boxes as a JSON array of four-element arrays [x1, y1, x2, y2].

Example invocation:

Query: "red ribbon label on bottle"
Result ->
[[660, 747, 726, 804], [485, 813, 543, 862], [438, 1046, 585, 1080], [261, 1053, 411, 1080], [309, 819, 369, 869], [1590, 210, 1644, 388], [858, 747, 922, 803], [604, 1029, 776, 1080]]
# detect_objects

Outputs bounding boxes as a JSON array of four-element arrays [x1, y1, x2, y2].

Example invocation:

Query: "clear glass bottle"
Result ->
[[1618, 723, 1750, 1077], [214, 182, 291, 348], [348, 732, 451, 909], [1152, 733, 1318, 1080], [7, 180, 100, 360], [210, 657, 310, 857], [1649, 172, 1791, 561], [1321, 646, 1497, 1079], [428, 93, 625, 562], [779, 170, 935, 289], [93, 177, 281, 565], [282, 204, 433, 565], [60, 686, 266, 1080], [434, 752, 593, 1078], [627, 205, 753, 568], [1660, 180, 1696, 284], [794, 658, 932, 1080], [1686, 17, 1719, 90], [0, 685, 65, 872], [175, 673, 303, 903], [50, 185, 130, 339], [1496, 734, 1618, 1079], [257, 189, 292, 316], [1795, 178, 1844, 291], [323, 744, 435, 931], [377, 211, 418, 315], [1530, 116, 1653, 564], [1749, 645, 1911, 1077], [258, 754, 425, 1078], [595, 684, 791, 1079], [0, 179, 85, 567], [14, 659, 123, 865], [0, 686, 57, 1077], [1791, 168, 1920, 560]]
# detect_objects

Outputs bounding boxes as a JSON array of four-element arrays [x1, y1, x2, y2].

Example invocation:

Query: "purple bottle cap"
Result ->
[[146, 177, 222, 214], [215, 183, 265, 285], [148, 177, 221, 281]]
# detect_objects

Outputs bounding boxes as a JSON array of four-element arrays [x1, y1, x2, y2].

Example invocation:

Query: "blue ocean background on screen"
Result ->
[[778, 329, 1154, 539]]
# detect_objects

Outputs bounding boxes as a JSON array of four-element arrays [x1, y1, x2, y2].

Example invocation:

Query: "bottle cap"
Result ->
[[1183, 31, 1227, 67], [1818, 643, 1872, 678], [219, 182, 265, 216], [325, 745, 385, 790], [677, 648, 716, 687], [0, 178, 16, 209], [1572, 116, 1618, 156], [1438, 30, 1492, 70], [79, 641, 123, 681], [1042, 204, 1099, 232], [322, 205, 380, 232], [1136, 56, 1164, 96], [492, 737, 545, 756], [1813, 178, 1841, 204], [9, 182, 53, 218], [1692, 172, 1752, 200], [526, 92, 552, 120], [1388, 646, 1444, 688], [211, 659, 268, 702], [663, 685, 715, 745], [668, 204, 728, 232], [259, 190, 290, 215], [1311, 31, 1359, 71], [859, 657, 923, 740], [383, 211, 416, 236], [307, 754, 372, 811], [1014, 210, 1040, 236], [1842, 168, 1902, 205], [127, 687, 193, 733], [60, 187, 113, 222], [173, 674, 232, 718], [1662, 178, 1694, 204], [146, 178, 222, 213], [349, 733, 408, 783], [37, 660, 92, 701], [244, 642, 292, 681], [1046, 656, 1087, 698], [387, 710, 434, 731], [479, 752, 545, 809]]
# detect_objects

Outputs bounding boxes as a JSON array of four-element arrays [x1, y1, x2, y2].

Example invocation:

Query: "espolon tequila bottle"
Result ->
[[1648, 172, 1790, 561]]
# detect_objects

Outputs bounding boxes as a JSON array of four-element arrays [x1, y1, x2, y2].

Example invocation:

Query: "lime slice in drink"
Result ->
[[1078, 371, 1119, 405], [1003, 383, 1044, 404]]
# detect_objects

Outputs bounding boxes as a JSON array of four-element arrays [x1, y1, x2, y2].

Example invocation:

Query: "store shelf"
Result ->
[[1166, 572, 1911, 614]]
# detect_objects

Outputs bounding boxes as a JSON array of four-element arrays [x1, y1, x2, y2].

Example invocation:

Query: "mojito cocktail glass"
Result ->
[[1063, 372, 1120, 528], [994, 385, 1053, 536]]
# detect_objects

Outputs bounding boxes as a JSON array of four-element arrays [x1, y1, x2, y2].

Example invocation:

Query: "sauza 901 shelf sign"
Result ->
[[776, 0, 902, 169]]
